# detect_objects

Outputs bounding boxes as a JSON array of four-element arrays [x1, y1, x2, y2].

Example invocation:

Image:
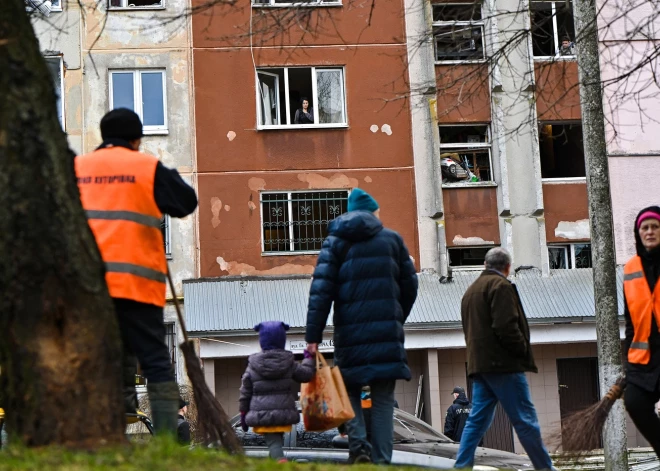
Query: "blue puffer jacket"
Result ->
[[305, 210, 419, 387]]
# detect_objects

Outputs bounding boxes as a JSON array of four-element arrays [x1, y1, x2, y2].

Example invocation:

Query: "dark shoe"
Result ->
[[348, 452, 372, 465], [147, 381, 179, 436]]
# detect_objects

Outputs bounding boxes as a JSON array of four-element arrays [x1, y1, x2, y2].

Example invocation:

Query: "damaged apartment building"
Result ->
[[27, 0, 197, 384], [29, 0, 660, 453]]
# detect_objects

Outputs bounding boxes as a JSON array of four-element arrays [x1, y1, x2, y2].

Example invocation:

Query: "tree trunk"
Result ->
[[573, 0, 628, 469], [0, 1, 125, 447]]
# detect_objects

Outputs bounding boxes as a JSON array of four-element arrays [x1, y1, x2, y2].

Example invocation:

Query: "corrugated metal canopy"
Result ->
[[183, 268, 625, 334]]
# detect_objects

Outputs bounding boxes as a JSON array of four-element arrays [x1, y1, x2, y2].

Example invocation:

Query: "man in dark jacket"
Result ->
[[444, 386, 471, 442], [305, 188, 418, 465], [454, 247, 553, 470]]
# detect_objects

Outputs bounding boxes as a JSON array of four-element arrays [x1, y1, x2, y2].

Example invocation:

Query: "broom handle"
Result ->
[[166, 264, 189, 343]]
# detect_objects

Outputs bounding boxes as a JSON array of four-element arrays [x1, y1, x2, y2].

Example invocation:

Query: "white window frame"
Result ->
[[548, 243, 592, 269], [255, 66, 347, 130], [45, 55, 65, 131], [440, 124, 494, 186], [432, 3, 486, 64], [530, 1, 576, 60], [108, 0, 165, 10], [260, 189, 350, 255], [448, 246, 496, 271], [162, 215, 172, 260], [252, 0, 341, 7], [109, 70, 168, 135], [539, 121, 586, 182]]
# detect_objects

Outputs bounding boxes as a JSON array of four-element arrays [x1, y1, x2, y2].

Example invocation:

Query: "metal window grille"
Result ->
[[548, 243, 592, 269], [261, 191, 349, 253], [165, 322, 176, 381]]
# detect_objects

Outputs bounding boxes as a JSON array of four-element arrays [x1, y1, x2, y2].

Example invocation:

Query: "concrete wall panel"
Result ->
[[542, 182, 589, 243], [443, 187, 500, 247]]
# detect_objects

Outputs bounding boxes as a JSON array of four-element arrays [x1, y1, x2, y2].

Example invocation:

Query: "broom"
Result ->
[[166, 267, 243, 454], [549, 375, 626, 454]]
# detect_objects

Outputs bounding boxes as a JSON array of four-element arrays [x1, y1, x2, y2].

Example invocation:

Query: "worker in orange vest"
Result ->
[[623, 206, 660, 457], [75, 108, 197, 435]]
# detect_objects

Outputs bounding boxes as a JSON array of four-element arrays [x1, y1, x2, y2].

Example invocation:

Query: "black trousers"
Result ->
[[624, 381, 660, 457], [114, 298, 175, 385]]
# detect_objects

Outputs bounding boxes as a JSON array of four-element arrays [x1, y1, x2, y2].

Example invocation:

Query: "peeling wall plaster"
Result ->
[[452, 235, 495, 246], [248, 177, 266, 191], [211, 197, 223, 228], [297, 173, 358, 189], [216, 257, 314, 276], [555, 219, 591, 240]]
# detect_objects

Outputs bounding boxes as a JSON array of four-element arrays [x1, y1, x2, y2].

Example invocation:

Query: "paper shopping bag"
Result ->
[[300, 351, 355, 432]]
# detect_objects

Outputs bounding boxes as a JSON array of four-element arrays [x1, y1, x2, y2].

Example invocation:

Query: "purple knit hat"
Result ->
[[254, 321, 290, 351]]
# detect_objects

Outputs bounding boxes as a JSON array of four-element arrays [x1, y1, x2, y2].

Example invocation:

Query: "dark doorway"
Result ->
[[466, 375, 515, 453], [557, 357, 601, 451]]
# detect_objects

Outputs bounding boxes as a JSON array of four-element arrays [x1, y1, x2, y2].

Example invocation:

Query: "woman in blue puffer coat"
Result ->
[[305, 188, 418, 465]]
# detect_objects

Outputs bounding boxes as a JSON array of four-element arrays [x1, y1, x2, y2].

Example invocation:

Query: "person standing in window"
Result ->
[[556, 36, 575, 56], [294, 98, 314, 124]]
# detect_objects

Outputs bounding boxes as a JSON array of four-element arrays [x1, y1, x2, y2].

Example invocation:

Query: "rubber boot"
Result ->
[[147, 381, 179, 436], [122, 353, 139, 414]]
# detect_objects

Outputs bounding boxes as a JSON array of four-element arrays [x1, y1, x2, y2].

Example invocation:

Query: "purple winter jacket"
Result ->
[[239, 350, 315, 427]]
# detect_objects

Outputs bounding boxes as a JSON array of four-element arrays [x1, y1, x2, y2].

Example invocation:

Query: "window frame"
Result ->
[[45, 55, 65, 131], [50, 0, 61, 11], [448, 246, 495, 271], [548, 243, 592, 269], [108, 0, 165, 10], [530, 0, 576, 61], [439, 124, 495, 187], [162, 215, 172, 260], [255, 66, 348, 130], [432, 3, 486, 64], [539, 120, 586, 182], [260, 189, 350, 255], [252, 0, 341, 7], [108, 69, 168, 135]]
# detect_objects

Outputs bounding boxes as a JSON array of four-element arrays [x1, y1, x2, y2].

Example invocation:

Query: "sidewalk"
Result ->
[[552, 449, 658, 471]]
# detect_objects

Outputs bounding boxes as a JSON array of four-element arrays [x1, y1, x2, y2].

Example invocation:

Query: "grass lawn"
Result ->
[[0, 439, 420, 471]]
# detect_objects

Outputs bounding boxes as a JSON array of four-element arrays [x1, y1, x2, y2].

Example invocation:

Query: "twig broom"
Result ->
[[166, 267, 243, 454], [550, 376, 626, 454]]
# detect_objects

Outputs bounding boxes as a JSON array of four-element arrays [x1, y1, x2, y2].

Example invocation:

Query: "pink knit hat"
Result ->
[[636, 210, 660, 229]]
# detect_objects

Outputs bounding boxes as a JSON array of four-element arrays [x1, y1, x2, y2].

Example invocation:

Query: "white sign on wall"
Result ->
[[289, 339, 334, 352]]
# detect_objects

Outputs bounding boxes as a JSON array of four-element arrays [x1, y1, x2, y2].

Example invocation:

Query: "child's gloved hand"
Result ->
[[240, 412, 248, 432], [303, 349, 313, 360]]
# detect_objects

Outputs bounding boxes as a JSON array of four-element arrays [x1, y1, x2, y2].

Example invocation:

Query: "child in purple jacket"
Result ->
[[239, 321, 315, 461]]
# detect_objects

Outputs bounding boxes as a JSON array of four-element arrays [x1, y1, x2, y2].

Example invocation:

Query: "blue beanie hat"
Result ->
[[254, 321, 290, 351], [347, 188, 379, 212]]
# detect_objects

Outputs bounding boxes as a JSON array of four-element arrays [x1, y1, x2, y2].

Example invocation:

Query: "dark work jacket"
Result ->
[[461, 270, 537, 376], [444, 394, 472, 442], [305, 211, 419, 387], [177, 415, 191, 445], [624, 206, 660, 392], [239, 350, 315, 427]]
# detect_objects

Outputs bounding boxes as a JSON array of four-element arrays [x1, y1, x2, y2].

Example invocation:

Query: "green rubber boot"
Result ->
[[147, 381, 179, 436]]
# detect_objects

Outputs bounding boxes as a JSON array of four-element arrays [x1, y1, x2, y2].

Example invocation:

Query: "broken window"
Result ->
[[548, 243, 592, 269], [530, 1, 576, 58], [109, 0, 163, 8], [440, 124, 493, 184], [539, 123, 585, 179], [25, 0, 60, 15], [256, 67, 346, 128], [161, 215, 172, 259], [261, 191, 348, 253], [448, 247, 493, 268], [432, 3, 485, 62], [45, 56, 64, 130], [109, 70, 167, 133], [252, 0, 341, 5]]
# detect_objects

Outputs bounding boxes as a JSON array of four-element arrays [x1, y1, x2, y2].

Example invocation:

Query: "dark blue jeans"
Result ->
[[454, 373, 553, 470], [345, 380, 396, 464]]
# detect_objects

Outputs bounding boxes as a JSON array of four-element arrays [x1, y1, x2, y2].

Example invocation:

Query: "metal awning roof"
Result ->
[[183, 268, 625, 335]]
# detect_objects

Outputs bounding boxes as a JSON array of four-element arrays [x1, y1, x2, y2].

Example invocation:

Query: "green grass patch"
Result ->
[[0, 438, 415, 471]]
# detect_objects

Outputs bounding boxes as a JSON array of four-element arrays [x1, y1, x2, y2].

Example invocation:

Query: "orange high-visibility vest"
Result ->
[[623, 255, 660, 364], [75, 146, 166, 307]]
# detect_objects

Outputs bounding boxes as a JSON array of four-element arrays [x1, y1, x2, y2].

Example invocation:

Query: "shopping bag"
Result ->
[[300, 351, 355, 432]]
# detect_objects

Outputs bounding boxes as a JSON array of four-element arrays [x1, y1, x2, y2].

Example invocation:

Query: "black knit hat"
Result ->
[[100, 108, 144, 141]]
